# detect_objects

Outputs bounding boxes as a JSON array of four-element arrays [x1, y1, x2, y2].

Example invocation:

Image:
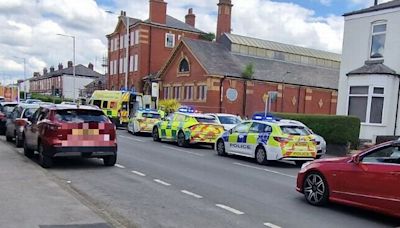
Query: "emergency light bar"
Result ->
[[178, 106, 196, 113]]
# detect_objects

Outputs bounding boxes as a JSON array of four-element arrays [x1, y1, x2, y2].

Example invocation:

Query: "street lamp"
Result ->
[[281, 71, 291, 112], [57, 33, 76, 101], [106, 10, 129, 91], [13, 56, 26, 101]]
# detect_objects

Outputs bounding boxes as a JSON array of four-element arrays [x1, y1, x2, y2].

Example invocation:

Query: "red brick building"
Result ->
[[157, 0, 340, 117], [106, 0, 205, 93]]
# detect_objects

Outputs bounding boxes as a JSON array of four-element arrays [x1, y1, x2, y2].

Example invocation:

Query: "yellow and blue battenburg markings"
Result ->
[[222, 130, 271, 145]]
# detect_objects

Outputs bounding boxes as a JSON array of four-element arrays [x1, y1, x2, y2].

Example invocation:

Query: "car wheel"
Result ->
[[303, 172, 329, 206], [38, 143, 53, 168], [255, 146, 268, 165], [15, 132, 23, 148], [177, 131, 189, 147], [152, 127, 161, 142], [103, 154, 117, 166], [23, 137, 34, 158], [295, 161, 307, 166], [216, 139, 226, 156]]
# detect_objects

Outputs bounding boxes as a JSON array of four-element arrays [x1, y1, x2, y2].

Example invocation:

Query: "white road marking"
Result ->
[[181, 190, 203, 199], [153, 179, 171, 186], [118, 134, 145, 142], [161, 145, 204, 157], [233, 162, 296, 178], [115, 164, 126, 169], [264, 222, 282, 228], [215, 204, 244, 215], [131, 170, 146, 177]]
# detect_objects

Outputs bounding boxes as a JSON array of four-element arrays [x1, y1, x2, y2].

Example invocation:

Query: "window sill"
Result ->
[[177, 73, 190, 77], [361, 123, 386, 127]]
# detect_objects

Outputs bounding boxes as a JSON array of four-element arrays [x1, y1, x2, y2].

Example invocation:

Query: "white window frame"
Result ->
[[119, 58, 123, 73], [110, 60, 113, 75], [369, 21, 387, 60], [347, 85, 385, 125], [130, 31, 134, 46], [119, 35, 124, 49], [113, 60, 117, 75], [129, 55, 134, 72], [165, 33, 175, 48], [134, 54, 138, 72], [110, 39, 113, 51], [134, 30, 140, 45]]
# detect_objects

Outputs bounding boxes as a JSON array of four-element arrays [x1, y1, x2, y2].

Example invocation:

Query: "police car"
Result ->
[[127, 109, 161, 134], [215, 116, 318, 166], [152, 107, 224, 147]]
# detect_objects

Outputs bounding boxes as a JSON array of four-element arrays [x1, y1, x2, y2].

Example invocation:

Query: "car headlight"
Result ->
[[301, 161, 312, 171]]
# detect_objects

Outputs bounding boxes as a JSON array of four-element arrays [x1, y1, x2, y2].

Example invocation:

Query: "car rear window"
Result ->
[[280, 125, 310, 136], [142, 112, 160, 119], [55, 109, 109, 123], [218, 116, 241, 124], [195, 117, 217, 124], [23, 108, 38, 118], [2, 105, 16, 113]]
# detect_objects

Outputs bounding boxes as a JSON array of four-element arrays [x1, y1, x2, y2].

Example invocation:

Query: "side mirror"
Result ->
[[351, 154, 360, 164]]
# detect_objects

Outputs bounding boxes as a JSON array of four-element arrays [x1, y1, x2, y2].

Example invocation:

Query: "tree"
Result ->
[[159, 99, 181, 114], [242, 63, 255, 80], [200, 33, 216, 42]]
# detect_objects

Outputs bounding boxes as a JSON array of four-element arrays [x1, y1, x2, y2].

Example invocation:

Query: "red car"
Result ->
[[23, 104, 117, 168], [297, 140, 400, 218]]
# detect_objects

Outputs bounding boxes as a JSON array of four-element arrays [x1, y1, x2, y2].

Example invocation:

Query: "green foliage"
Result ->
[[242, 63, 255, 80], [159, 99, 181, 114], [200, 32, 216, 42], [274, 112, 361, 148], [30, 93, 72, 104]]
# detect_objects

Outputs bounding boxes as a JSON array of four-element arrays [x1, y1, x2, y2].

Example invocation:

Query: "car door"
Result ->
[[171, 114, 185, 140], [159, 113, 174, 140], [335, 144, 400, 213], [227, 122, 252, 155], [6, 107, 18, 136], [248, 122, 272, 157], [25, 108, 41, 147]]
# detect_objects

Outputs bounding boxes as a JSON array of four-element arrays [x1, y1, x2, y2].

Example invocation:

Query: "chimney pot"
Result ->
[[216, 0, 233, 41], [58, 63, 63, 70], [88, 63, 94, 70], [149, 0, 167, 24], [67, 61, 73, 68], [50, 66, 55, 72], [185, 8, 196, 27], [43, 67, 48, 75], [374, 0, 378, 5]]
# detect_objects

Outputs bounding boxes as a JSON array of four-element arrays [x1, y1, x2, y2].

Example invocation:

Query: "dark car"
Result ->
[[23, 104, 118, 168], [0, 102, 18, 135], [296, 140, 400, 218], [5, 103, 40, 147]]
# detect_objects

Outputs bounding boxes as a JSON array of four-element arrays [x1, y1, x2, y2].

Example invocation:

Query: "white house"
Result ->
[[337, 0, 400, 142]]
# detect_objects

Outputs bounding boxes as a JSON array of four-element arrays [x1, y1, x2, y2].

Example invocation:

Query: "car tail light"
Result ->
[[273, 136, 289, 143], [15, 119, 27, 127]]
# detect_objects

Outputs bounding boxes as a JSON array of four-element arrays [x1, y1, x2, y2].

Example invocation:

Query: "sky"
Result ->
[[0, 0, 393, 85]]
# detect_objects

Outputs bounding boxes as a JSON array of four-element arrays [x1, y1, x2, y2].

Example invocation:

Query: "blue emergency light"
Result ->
[[252, 113, 280, 122], [178, 106, 196, 113]]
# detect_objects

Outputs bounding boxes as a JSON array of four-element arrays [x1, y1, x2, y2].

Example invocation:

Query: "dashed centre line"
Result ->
[[131, 170, 146, 177], [264, 222, 282, 228], [181, 190, 203, 199], [215, 204, 245, 215], [161, 145, 204, 157], [153, 179, 171, 186], [115, 164, 126, 169], [233, 162, 296, 178]]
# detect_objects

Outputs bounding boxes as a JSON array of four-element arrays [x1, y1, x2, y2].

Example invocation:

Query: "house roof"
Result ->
[[344, 0, 400, 16], [347, 60, 399, 76], [84, 75, 106, 88], [224, 33, 341, 62], [30, 65, 103, 81], [143, 15, 204, 33], [179, 38, 339, 90]]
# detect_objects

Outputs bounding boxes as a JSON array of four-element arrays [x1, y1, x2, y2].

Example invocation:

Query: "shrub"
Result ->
[[30, 93, 72, 104], [274, 113, 361, 148], [159, 99, 181, 114]]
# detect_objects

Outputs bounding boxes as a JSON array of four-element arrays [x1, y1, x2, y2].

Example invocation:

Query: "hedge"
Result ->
[[274, 113, 361, 148], [29, 93, 72, 104]]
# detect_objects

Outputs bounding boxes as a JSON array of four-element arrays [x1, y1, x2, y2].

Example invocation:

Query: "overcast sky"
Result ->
[[0, 0, 391, 84]]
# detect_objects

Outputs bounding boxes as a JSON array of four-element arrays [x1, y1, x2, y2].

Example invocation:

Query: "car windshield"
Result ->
[[2, 105, 17, 114], [218, 115, 241, 124], [280, 125, 310, 136], [55, 109, 109, 123], [195, 117, 217, 124], [23, 108, 38, 118], [142, 112, 160, 119]]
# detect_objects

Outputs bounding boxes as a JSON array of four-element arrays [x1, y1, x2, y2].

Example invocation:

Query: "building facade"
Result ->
[[337, 0, 400, 141], [30, 61, 103, 100], [157, 0, 340, 117], [106, 0, 205, 93]]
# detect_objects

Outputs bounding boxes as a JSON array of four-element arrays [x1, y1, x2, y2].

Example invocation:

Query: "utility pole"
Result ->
[[57, 33, 76, 101]]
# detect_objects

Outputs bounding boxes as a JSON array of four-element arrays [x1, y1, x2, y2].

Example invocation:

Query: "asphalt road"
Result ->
[[7, 130, 400, 228]]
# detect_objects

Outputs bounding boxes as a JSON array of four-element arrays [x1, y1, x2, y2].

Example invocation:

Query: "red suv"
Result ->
[[23, 104, 117, 168]]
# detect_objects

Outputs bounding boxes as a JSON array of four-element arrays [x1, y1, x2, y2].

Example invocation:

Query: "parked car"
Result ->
[[5, 103, 40, 147], [206, 113, 242, 130], [0, 102, 18, 135], [296, 140, 400, 218], [24, 99, 42, 104], [127, 109, 161, 135], [23, 104, 118, 168]]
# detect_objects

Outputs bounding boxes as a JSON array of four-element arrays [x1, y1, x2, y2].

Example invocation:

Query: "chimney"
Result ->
[[43, 67, 48, 75], [185, 8, 196, 27], [50, 66, 55, 72], [149, 0, 167, 24], [216, 0, 233, 41], [374, 0, 378, 5], [88, 63, 94, 70], [33, 72, 40, 77], [67, 61, 73, 68], [58, 63, 63, 70]]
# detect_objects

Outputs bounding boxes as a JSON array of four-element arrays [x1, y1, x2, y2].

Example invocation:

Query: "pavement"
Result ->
[[1, 130, 399, 228]]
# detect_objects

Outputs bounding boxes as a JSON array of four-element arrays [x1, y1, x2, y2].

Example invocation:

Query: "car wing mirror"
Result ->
[[351, 154, 360, 164]]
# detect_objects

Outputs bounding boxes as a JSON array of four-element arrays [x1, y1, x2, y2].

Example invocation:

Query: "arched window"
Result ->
[[179, 58, 190, 72]]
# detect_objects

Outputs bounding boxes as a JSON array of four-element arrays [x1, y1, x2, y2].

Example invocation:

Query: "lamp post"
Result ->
[[106, 10, 129, 91], [13, 56, 26, 101], [281, 71, 291, 112], [57, 33, 76, 101]]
